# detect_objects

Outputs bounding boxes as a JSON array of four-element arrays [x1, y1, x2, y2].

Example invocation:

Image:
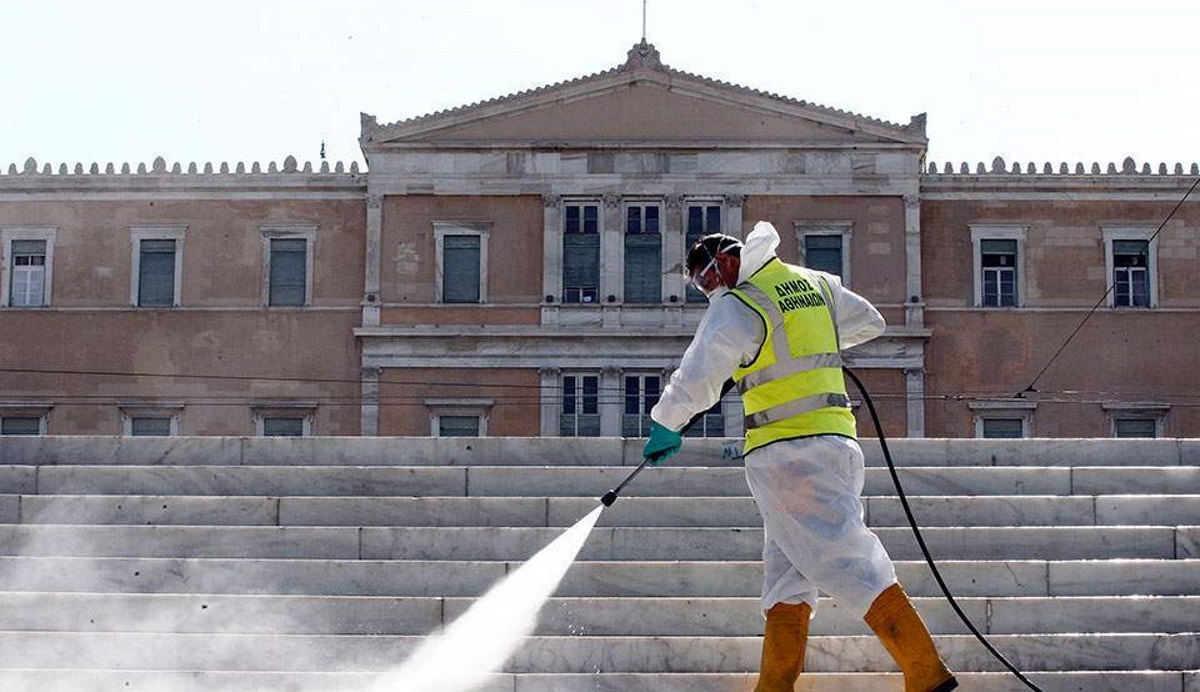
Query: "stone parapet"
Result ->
[[925, 155, 1200, 177]]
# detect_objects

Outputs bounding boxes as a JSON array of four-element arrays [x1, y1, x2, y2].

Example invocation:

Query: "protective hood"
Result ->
[[738, 221, 781, 283]]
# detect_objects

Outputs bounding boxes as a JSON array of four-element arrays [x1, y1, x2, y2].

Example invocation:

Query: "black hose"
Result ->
[[844, 366, 1045, 691]]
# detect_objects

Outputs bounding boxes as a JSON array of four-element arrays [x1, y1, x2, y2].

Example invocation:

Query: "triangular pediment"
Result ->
[[362, 42, 926, 151]]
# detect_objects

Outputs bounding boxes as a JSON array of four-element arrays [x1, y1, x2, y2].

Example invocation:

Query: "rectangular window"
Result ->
[[442, 235, 482, 303], [137, 239, 177, 307], [1113, 418, 1157, 438], [1112, 239, 1150, 308], [262, 417, 306, 437], [9, 239, 47, 307], [980, 239, 1018, 307], [268, 238, 308, 306], [981, 417, 1025, 439], [130, 417, 173, 436], [624, 204, 662, 304], [560, 374, 600, 437], [563, 203, 600, 304], [686, 203, 722, 303], [0, 417, 42, 435], [438, 415, 481, 437], [803, 235, 844, 277], [621, 374, 661, 437]]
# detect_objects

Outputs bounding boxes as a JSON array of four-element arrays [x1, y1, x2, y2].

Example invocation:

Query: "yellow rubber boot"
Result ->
[[864, 583, 958, 692], [753, 602, 812, 692]]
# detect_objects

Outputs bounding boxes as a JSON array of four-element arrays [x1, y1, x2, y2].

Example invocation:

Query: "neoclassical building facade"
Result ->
[[2, 43, 1197, 439]]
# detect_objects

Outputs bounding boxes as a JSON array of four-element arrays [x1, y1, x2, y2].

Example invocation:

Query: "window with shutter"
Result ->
[[269, 238, 308, 306], [0, 417, 42, 435], [438, 415, 481, 437], [981, 418, 1024, 438], [803, 234, 844, 278], [138, 239, 176, 307], [442, 235, 481, 303], [130, 417, 173, 436], [1114, 418, 1157, 438], [262, 417, 305, 436], [624, 204, 662, 304], [562, 219, 600, 305]]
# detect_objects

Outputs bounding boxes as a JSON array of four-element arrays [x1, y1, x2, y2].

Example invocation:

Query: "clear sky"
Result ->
[[3, 0, 1198, 172]]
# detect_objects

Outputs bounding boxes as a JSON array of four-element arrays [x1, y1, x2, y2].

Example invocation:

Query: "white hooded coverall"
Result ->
[[650, 221, 896, 616]]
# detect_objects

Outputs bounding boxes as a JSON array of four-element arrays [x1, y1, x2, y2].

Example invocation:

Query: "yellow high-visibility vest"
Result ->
[[729, 258, 856, 453]]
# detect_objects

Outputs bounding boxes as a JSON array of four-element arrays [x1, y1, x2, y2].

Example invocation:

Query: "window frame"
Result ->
[[1, 227, 56, 308], [130, 225, 186, 308], [260, 224, 317, 307], [559, 372, 601, 437], [1103, 226, 1158, 308], [0, 404, 52, 435], [970, 225, 1026, 308], [252, 404, 316, 437], [424, 397, 493, 437], [621, 372, 662, 437], [120, 404, 183, 436], [969, 400, 1036, 438], [433, 222, 490, 304], [794, 221, 853, 283], [1103, 403, 1168, 438]]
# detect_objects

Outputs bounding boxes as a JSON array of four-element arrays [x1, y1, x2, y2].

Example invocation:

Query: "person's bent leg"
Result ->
[[864, 583, 957, 692], [754, 601, 812, 692], [755, 530, 817, 691]]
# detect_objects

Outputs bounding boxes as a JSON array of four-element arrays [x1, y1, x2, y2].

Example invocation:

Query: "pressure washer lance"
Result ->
[[600, 454, 657, 506], [599, 379, 736, 507]]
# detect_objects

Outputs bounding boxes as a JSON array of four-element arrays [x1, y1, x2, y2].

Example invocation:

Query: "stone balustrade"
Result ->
[[926, 156, 1200, 176], [2, 155, 361, 176]]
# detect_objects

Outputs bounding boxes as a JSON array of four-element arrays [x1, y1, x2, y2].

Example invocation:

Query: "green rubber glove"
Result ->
[[643, 422, 683, 465]]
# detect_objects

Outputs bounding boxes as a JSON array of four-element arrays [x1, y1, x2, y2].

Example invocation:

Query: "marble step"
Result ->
[[5, 557, 1195, 598], [1, 436, 1196, 469], [0, 592, 1193, 636], [0, 631, 1194, 673], [1, 523, 1195, 561], [0, 670, 1193, 692], [8, 493, 1198, 528], [9, 464, 1200, 497]]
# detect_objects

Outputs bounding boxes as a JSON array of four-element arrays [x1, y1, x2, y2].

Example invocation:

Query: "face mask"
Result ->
[[689, 254, 720, 297]]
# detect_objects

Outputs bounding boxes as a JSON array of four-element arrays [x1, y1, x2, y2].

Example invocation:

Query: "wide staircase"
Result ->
[[0, 436, 1196, 691]]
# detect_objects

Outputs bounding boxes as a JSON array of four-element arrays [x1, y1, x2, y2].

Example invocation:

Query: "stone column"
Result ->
[[601, 194, 623, 303], [903, 193, 923, 328], [600, 366, 622, 437], [539, 367, 561, 436], [725, 194, 746, 237], [360, 366, 381, 436], [905, 366, 926, 437], [667, 194, 686, 319], [542, 195, 561, 325], [363, 193, 383, 327]]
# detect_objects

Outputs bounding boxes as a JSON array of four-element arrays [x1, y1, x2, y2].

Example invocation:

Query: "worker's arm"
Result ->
[[650, 293, 764, 432]]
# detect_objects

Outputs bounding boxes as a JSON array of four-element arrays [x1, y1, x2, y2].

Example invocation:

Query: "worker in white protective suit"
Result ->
[[642, 221, 957, 692]]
